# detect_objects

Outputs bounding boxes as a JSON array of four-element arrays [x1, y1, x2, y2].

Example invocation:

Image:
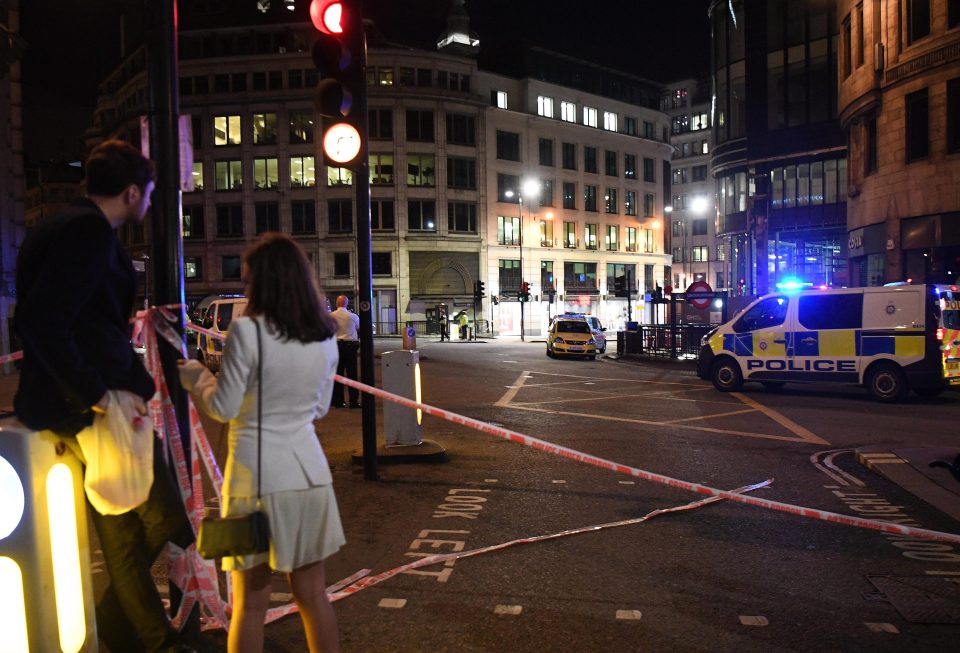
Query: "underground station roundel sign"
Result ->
[[685, 280, 714, 310]]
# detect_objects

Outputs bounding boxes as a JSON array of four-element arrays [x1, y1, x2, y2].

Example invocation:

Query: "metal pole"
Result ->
[[519, 198, 525, 341], [145, 0, 188, 451], [354, 9, 377, 481], [145, 0, 196, 637]]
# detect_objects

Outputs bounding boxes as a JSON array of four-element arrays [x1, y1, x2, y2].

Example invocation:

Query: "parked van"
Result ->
[[552, 313, 607, 353], [697, 284, 960, 402], [196, 296, 248, 372]]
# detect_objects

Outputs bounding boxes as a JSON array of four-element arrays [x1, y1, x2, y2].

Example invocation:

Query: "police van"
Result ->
[[697, 284, 960, 402], [195, 296, 247, 372]]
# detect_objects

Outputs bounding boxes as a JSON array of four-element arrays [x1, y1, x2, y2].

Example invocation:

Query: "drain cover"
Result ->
[[867, 576, 960, 624]]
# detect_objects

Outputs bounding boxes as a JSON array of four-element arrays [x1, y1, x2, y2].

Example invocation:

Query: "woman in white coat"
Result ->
[[179, 233, 343, 653]]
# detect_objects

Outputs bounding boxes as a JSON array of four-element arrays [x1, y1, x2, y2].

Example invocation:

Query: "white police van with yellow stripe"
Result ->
[[697, 284, 960, 402]]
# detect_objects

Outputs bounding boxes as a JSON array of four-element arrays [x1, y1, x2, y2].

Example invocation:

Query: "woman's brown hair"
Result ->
[[243, 232, 336, 343]]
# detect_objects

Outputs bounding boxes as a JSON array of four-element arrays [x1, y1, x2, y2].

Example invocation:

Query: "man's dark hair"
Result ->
[[84, 139, 156, 196], [244, 232, 337, 343]]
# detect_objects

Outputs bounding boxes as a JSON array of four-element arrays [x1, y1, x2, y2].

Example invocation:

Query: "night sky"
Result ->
[[19, 0, 712, 167]]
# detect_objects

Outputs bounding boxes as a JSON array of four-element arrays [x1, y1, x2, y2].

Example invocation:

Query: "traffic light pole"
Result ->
[[144, 0, 197, 637], [353, 11, 378, 482], [519, 200, 525, 342]]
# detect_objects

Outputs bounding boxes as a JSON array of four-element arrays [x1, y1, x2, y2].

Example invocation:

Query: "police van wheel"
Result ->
[[711, 358, 743, 392], [866, 364, 908, 403]]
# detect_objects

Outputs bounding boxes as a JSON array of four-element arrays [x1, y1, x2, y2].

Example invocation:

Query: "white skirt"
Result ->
[[220, 484, 345, 573]]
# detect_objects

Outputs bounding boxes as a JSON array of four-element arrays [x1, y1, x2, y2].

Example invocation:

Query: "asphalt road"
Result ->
[[95, 338, 960, 651]]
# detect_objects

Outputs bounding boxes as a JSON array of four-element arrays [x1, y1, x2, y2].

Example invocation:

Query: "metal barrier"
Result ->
[[617, 324, 714, 359]]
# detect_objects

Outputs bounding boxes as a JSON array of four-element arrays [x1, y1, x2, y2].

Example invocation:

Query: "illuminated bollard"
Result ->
[[381, 350, 423, 446], [0, 422, 97, 653]]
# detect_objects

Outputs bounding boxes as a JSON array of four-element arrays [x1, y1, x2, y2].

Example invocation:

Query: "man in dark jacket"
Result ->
[[14, 140, 193, 653]]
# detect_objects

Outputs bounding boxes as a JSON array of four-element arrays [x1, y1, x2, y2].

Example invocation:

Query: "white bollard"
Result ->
[[381, 350, 423, 447], [0, 422, 98, 652]]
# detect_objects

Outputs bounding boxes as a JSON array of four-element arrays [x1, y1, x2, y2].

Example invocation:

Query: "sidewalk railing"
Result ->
[[617, 324, 714, 359]]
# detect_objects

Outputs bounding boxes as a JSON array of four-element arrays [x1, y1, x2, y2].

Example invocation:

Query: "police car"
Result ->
[[551, 313, 607, 353], [547, 318, 599, 359], [196, 296, 248, 372], [697, 284, 960, 402]]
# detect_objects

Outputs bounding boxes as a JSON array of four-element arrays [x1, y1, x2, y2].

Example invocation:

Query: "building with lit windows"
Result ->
[[662, 78, 721, 293], [85, 2, 672, 334], [838, 0, 960, 285], [477, 51, 672, 336], [709, 0, 848, 295]]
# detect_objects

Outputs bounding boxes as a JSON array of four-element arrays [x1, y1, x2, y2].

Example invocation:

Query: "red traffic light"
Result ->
[[310, 0, 345, 34]]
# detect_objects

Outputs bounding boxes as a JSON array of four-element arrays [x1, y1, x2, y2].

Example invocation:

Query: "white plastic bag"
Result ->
[[76, 390, 154, 515]]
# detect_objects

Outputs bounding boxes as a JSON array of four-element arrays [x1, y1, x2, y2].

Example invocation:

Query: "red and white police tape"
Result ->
[[184, 317, 960, 545]]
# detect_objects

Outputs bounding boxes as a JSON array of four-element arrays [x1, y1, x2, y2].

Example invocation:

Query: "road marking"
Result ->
[[860, 452, 906, 464], [739, 615, 768, 627], [551, 479, 567, 484], [495, 372, 530, 407], [925, 570, 960, 575], [616, 610, 642, 621], [271, 592, 293, 602], [731, 392, 830, 445], [512, 391, 741, 407], [506, 403, 810, 443], [661, 408, 758, 424], [378, 598, 407, 609], [810, 450, 864, 487], [494, 604, 523, 615], [618, 481, 635, 485], [864, 622, 899, 633], [484, 479, 499, 483], [496, 371, 825, 444]]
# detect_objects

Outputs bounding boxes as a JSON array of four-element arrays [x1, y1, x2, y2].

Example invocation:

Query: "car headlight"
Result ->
[[554, 337, 565, 344], [700, 327, 718, 347], [587, 338, 596, 345]]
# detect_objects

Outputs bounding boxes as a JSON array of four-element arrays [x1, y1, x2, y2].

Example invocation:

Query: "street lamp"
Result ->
[[505, 179, 540, 341]]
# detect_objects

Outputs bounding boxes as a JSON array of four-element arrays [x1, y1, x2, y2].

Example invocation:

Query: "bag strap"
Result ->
[[253, 318, 263, 501]]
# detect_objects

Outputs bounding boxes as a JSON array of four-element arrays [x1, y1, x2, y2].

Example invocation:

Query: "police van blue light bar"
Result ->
[[774, 278, 813, 291]]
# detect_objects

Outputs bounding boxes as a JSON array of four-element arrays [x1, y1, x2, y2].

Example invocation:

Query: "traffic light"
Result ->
[[474, 280, 485, 301], [310, 0, 366, 166], [520, 281, 531, 302]]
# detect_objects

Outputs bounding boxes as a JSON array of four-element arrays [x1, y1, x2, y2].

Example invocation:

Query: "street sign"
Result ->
[[685, 281, 714, 309]]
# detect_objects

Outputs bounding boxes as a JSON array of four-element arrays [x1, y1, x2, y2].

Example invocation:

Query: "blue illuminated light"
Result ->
[[774, 278, 813, 292]]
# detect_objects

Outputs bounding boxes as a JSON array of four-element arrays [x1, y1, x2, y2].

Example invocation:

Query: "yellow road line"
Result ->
[[661, 408, 759, 424], [508, 404, 809, 443], [494, 371, 532, 407], [731, 393, 830, 445]]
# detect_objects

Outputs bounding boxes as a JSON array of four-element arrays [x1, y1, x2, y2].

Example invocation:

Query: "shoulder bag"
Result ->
[[197, 318, 271, 559]]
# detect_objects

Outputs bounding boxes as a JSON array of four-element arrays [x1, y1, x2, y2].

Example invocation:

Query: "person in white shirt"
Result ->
[[329, 295, 360, 408]]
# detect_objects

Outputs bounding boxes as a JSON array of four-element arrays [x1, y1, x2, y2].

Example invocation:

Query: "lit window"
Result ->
[[537, 96, 554, 118], [495, 90, 508, 109], [603, 111, 618, 132], [213, 115, 241, 145], [561, 101, 576, 123], [583, 106, 598, 128], [191, 161, 204, 191], [252, 157, 279, 189], [327, 166, 353, 187], [290, 156, 316, 187]]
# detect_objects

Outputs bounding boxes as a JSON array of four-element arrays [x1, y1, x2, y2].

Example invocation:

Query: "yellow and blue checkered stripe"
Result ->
[[720, 329, 925, 357]]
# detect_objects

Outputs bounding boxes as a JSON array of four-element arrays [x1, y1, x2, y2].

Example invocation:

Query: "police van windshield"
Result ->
[[733, 296, 789, 333]]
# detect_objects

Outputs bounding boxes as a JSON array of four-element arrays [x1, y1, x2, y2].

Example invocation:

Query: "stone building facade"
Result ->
[[839, 0, 960, 285]]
